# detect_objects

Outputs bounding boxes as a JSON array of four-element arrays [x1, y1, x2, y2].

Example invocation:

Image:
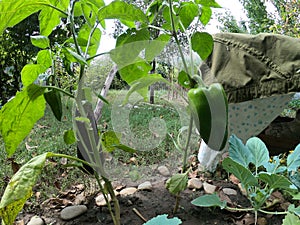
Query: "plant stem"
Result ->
[[182, 116, 193, 173], [173, 192, 181, 214], [44, 85, 74, 98]]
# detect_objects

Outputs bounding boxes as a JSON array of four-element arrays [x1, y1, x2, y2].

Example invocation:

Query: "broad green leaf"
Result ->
[[145, 34, 170, 61], [0, 84, 46, 156], [87, 0, 105, 9], [61, 47, 87, 65], [228, 134, 252, 168], [222, 157, 258, 187], [166, 172, 188, 195], [293, 192, 300, 200], [263, 155, 283, 173], [282, 212, 300, 225], [118, 61, 152, 85], [111, 28, 150, 67], [289, 171, 300, 189], [124, 74, 169, 104], [200, 6, 212, 25], [77, 24, 101, 56], [162, 6, 179, 31], [178, 70, 191, 88], [191, 193, 227, 209], [0, 152, 50, 224], [30, 35, 50, 49], [0, 0, 48, 33], [81, 3, 97, 27], [195, 0, 221, 8], [37, 50, 52, 68], [44, 89, 62, 121], [98, 1, 147, 23], [64, 130, 76, 145], [21, 64, 47, 87], [246, 137, 269, 168], [191, 32, 213, 60], [287, 144, 300, 172], [39, 3, 61, 36], [179, 2, 199, 29], [258, 173, 293, 191], [101, 131, 122, 153], [143, 214, 182, 225], [288, 204, 300, 217]]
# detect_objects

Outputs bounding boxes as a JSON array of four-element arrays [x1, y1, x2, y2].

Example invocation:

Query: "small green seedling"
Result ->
[[192, 134, 300, 225]]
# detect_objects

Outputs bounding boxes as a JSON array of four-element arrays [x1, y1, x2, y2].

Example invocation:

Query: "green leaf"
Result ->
[[64, 130, 76, 145], [162, 6, 179, 31], [118, 61, 152, 85], [166, 173, 188, 195], [124, 74, 168, 104], [143, 214, 182, 225], [191, 32, 213, 60], [179, 2, 199, 29], [62, 47, 87, 65], [292, 192, 300, 200], [30, 35, 50, 49], [145, 34, 170, 61], [282, 212, 300, 225], [0, 0, 48, 33], [258, 173, 293, 191], [113, 144, 136, 154], [39, 3, 61, 36], [0, 152, 51, 224], [287, 144, 300, 172], [246, 137, 269, 168], [101, 131, 122, 153], [77, 24, 101, 57], [44, 89, 63, 121], [195, 0, 221, 8], [288, 204, 300, 217], [37, 49, 52, 68], [98, 1, 147, 23], [222, 157, 258, 188], [0, 84, 46, 156], [228, 134, 252, 168], [178, 70, 191, 88], [191, 193, 227, 209], [21, 64, 47, 87], [200, 6, 212, 26], [81, 2, 97, 27]]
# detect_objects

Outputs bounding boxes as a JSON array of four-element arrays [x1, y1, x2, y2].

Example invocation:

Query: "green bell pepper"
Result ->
[[44, 89, 62, 121], [188, 83, 228, 150]]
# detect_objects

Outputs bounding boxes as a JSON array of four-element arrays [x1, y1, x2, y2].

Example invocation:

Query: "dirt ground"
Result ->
[[17, 165, 286, 225]]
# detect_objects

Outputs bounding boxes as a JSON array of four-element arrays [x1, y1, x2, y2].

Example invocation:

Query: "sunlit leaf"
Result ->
[[191, 193, 227, 209], [0, 84, 46, 156], [191, 32, 213, 60], [166, 172, 188, 195], [101, 131, 122, 153], [30, 35, 50, 49], [179, 2, 199, 29], [222, 157, 258, 187], [0, 152, 51, 224], [62, 47, 87, 65], [143, 214, 182, 225], [21, 64, 47, 87], [200, 6, 212, 25], [195, 0, 221, 8], [39, 3, 61, 36], [37, 49, 52, 68], [98, 1, 147, 23], [145, 34, 170, 61]]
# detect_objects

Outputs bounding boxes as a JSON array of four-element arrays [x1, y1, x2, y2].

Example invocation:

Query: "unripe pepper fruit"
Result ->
[[188, 83, 228, 150]]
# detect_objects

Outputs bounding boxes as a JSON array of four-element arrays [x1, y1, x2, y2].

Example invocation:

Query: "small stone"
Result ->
[[222, 188, 237, 196], [257, 217, 268, 225], [203, 182, 217, 194], [187, 178, 203, 189], [27, 216, 44, 225], [157, 165, 170, 176], [95, 191, 119, 206], [138, 181, 152, 191], [60, 205, 87, 220], [120, 187, 137, 196]]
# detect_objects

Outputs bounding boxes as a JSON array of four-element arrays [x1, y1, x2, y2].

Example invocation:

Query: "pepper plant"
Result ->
[[192, 134, 300, 225], [0, 0, 229, 224]]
